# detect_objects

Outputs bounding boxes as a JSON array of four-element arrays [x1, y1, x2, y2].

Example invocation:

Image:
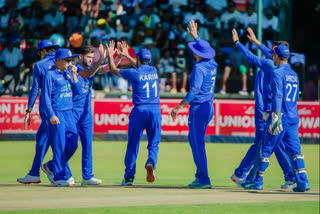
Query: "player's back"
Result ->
[[275, 64, 299, 124], [132, 65, 160, 105], [190, 58, 217, 104]]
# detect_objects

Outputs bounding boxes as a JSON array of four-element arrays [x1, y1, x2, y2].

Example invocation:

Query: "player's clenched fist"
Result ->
[[50, 116, 60, 125]]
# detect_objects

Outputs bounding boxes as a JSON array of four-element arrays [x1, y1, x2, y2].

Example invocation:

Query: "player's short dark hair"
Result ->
[[79, 46, 95, 55], [274, 41, 290, 48], [42, 47, 57, 54]]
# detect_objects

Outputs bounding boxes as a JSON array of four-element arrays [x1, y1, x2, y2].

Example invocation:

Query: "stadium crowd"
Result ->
[[0, 0, 318, 100]]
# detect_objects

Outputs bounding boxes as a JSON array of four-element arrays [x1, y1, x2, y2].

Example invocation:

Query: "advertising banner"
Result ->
[[1, 97, 318, 139]]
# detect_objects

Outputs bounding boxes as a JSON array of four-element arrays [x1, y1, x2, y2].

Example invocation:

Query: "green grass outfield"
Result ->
[[0, 141, 319, 213]]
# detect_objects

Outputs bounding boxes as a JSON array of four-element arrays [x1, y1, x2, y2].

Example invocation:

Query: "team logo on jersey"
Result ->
[[68, 50, 72, 56]]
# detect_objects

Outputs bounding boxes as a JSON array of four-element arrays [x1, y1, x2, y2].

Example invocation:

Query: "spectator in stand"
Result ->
[[174, 44, 187, 93], [262, 8, 279, 41], [117, 22, 133, 41], [64, 1, 85, 37], [154, 23, 169, 53], [20, 38, 38, 91], [219, 47, 248, 95], [232, 0, 251, 12], [0, 6, 9, 30], [183, 3, 205, 25], [220, 2, 242, 30], [0, 41, 23, 94], [239, 3, 257, 29], [81, 0, 101, 19], [158, 49, 175, 92], [35, 0, 55, 10], [170, 0, 187, 15], [120, 7, 139, 29], [204, 8, 221, 32], [205, 0, 227, 14], [43, 4, 64, 34], [20, 7, 37, 34], [131, 24, 145, 48], [89, 18, 107, 42], [139, 6, 160, 36], [17, 0, 34, 10], [142, 37, 160, 68]]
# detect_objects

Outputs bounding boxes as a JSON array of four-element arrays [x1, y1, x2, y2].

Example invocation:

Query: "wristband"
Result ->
[[234, 40, 239, 45], [26, 109, 31, 113]]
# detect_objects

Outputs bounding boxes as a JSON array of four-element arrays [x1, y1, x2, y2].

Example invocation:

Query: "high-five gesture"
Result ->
[[117, 41, 129, 58], [247, 27, 260, 46], [98, 43, 107, 59], [106, 40, 116, 56], [187, 20, 198, 39]]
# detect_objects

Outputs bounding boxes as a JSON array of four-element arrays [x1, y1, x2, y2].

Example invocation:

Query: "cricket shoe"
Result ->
[[188, 179, 212, 189], [53, 180, 70, 187], [281, 181, 297, 189], [81, 177, 102, 186], [121, 177, 134, 186], [67, 177, 76, 186], [146, 163, 155, 183], [293, 183, 310, 192], [230, 174, 245, 187], [241, 183, 263, 190], [41, 162, 54, 184], [17, 174, 41, 184]]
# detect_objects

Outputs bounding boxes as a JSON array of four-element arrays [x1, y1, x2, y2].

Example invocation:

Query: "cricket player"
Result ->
[[42, 48, 80, 187], [106, 40, 161, 186], [18, 40, 59, 184], [171, 20, 217, 189], [246, 44, 310, 192], [230, 28, 296, 189], [41, 44, 121, 185]]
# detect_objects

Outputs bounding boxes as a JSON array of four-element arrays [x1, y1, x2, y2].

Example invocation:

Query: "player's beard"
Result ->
[[83, 58, 92, 67]]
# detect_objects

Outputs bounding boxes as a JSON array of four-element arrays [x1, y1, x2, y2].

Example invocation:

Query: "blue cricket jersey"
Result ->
[[120, 65, 160, 105], [27, 53, 55, 113], [236, 42, 275, 128], [42, 68, 79, 119], [272, 64, 300, 124], [184, 58, 217, 105], [72, 64, 98, 112]]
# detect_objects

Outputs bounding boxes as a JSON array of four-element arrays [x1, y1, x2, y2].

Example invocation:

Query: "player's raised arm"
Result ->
[[187, 20, 199, 39], [247, 27, 272, 59], [106, 40, 121, 77], [117, 41, 137, 68]]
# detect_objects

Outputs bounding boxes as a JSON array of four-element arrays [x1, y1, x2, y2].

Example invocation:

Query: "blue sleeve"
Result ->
[[236, 42, 274, 73], [27, 63, 41, 108], [259, 43, 272, 59], [194, 36, 200, 42], [43, 72, 55, 119], [119, 68, 137, 82], [271, 70, 283, 111], [184, 65, 204, 103], [254, 71, 265, 130]]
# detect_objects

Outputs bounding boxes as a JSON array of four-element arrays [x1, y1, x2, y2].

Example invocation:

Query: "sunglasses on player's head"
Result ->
[[64, 58, 72, 63]]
